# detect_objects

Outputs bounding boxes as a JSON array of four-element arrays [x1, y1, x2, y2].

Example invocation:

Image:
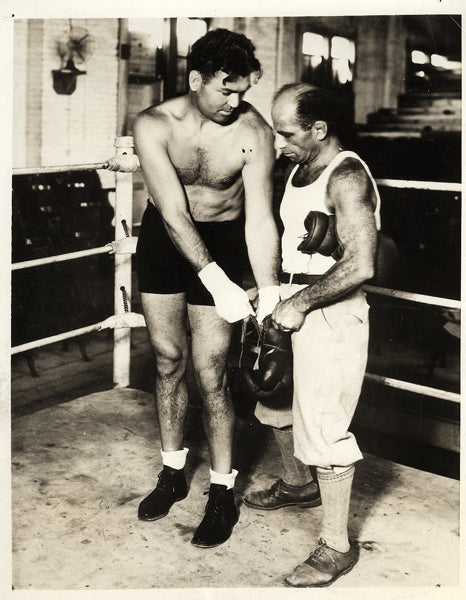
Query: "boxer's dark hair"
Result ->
[[189, 28, 261, 83], [275, 84, 340, 135]]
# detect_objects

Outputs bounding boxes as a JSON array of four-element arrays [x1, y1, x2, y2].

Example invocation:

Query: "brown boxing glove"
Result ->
[[228, 316, 293, 407], [297, 211, 342, 259], [298, 210, 398, 285]]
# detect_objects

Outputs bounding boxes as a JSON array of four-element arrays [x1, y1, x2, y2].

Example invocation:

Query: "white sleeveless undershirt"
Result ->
[[280, 150, 381, 275]]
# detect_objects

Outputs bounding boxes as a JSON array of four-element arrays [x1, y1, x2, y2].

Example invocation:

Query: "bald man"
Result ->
[[244, 84, 380, 586]]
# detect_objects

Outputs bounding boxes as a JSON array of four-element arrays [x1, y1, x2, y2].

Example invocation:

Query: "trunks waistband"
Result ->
[[146, 200, 243, 228], [279, 272, 321, 285]]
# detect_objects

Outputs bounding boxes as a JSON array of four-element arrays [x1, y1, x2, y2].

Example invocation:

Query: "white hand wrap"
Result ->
[[198, 262, 254, 323], [256, 285, 281, 323]]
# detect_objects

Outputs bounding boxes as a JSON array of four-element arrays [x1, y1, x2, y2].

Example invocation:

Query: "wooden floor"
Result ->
[[10, 387, 461, 596]]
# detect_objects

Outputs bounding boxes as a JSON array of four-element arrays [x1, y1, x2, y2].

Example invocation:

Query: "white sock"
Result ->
[[210, 468, 238, 490], [161, 447, 188, 470]]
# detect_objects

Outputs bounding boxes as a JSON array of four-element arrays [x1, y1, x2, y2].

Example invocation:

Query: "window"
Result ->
[[175, 18, 208, 95], [407, 48, 461, 93], [331, 36, 355, 86], [128, 19, 164, 80], [301, 30, 356, 127], [301, 31, 355, 89], [301, 31, 355, 91]]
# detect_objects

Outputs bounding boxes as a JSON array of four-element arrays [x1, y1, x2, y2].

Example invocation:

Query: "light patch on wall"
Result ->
[[177, 18, 208, 58], [431, 54, 461, 71], [302, 32, 329, 59], [331, 36, 355, 63], [128, 19, 164, 49], [411, 50, 430, 65], [331, 36, 355, 85]]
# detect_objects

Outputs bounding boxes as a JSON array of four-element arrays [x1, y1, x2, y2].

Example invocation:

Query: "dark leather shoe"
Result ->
[[285, 538, 359, 587], [243, 479, 321, 510], [191, 484, 238, 548], [138, 465, 187, 521]]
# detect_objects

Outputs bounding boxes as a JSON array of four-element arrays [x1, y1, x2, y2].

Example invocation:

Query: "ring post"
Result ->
[[113, 136, 134, 387]]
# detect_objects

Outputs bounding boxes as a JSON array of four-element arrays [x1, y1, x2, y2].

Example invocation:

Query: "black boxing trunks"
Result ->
[[136, 202, 248, 305]]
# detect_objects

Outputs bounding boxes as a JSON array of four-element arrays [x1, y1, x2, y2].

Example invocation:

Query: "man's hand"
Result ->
[[271, 296, 306, 332], [198, 262, 254, 323], [256, 285, 281, 323]]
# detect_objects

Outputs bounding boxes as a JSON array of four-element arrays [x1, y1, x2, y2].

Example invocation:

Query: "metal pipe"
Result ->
[[12, 245, 110, 271], [364, 284, 461, 310], [112, 136, 134, 388], [376, 179, 461, 192], [365, 372, 460, 403]]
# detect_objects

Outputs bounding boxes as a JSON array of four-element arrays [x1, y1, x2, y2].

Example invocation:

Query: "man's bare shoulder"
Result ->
[[133, 96, 190, 138], [237, 102, 274, 148], [239, 102, 272, 131], [330, 156, 370, 186], [328, 156, 376, 208]]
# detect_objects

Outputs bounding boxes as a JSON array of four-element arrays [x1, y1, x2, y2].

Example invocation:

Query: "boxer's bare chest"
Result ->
[[167, 122, 246, 189]]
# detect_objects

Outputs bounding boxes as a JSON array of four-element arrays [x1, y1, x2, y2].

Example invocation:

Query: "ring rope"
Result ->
[[11, 159, 460, 404], [363, 285, 461, 310], [364, 373, 460, 403], [12, 164, 460, 194], [11, 317, 459, 404], [11, 246, 461, 313], [375, 178, 461, 193], [11, 312, 147, 355], [12, 154, 141, 176], [12, 245, 111, 270], [11, 322, 105, 355], [12, 162, 110, 175]]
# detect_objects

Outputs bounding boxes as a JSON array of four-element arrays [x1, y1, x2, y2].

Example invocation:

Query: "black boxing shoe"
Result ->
[[138, 465, 188, 521], [243, 478, 321, 510], [191, 484, 239, 548]]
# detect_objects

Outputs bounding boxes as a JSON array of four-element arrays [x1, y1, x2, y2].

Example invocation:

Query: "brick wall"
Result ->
[[13, 16, 407, 172], [13, 20, 29, 167], [13, 19, 120, 174], [243, 17, 280, 124]]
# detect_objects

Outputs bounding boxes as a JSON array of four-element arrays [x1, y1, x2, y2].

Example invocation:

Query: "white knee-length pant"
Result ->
[[255, 284, 369, 469]]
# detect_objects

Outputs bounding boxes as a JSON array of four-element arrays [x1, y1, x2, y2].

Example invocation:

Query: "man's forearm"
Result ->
[[245, 219, 281, 288], [291, 260, 369, 314], [163, 213, 212, 272]]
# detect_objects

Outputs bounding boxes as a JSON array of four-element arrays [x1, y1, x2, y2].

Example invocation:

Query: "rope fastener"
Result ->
[[105, 154, 140, 172], [98, 312, 146, 330], [106, 236, 138, 255]]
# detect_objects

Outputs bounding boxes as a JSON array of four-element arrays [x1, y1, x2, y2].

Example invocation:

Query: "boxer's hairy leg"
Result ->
[[188, 304, 235, 474], [141, 292, 189, 451]]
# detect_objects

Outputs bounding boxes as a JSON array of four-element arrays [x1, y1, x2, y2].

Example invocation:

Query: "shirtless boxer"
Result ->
[[133, 28, 280, 548]]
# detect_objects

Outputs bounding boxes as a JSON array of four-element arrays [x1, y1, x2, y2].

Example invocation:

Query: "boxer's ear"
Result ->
[[313, 120, 328, 140], [189, 70, 203, 92]]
